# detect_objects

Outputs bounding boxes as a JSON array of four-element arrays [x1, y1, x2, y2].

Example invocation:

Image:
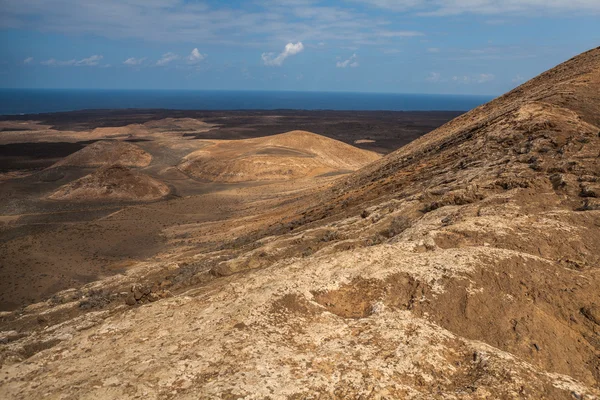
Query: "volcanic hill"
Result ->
[[1, 48, 600, 399], [49, 164, 170, 201], [51, 140, 152, 168], [178, 130, 380, 182]]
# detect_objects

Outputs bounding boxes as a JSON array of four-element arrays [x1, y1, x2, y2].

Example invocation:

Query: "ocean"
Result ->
[[0, 89, 493, 116]]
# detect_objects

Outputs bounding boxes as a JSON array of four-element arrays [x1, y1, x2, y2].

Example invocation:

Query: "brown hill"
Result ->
[[1, 48, 600, 399], [341, 47, 600, 200], [51, 140, 152, 168], [178, 130, 380, 182], [48, 164, 170, 201], [264, 46, 600, 392]]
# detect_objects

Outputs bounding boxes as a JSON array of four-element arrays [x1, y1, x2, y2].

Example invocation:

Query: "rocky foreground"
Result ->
[[1, 48, 600, 399]]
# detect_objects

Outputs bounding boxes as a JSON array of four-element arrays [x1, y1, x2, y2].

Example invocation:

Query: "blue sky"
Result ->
[[0, 0, 598, 95]]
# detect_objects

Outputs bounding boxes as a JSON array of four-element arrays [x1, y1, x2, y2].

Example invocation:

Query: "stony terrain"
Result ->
[[1, 48, 600, 399]]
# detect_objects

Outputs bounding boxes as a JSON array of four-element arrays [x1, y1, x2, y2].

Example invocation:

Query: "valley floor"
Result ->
[[0, 110, 456, 310]]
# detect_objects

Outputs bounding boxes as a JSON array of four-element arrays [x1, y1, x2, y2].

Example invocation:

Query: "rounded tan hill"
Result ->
[[49, 164, 170, 201], [52, 140, 152, 168], [178, 130, 380, 182]]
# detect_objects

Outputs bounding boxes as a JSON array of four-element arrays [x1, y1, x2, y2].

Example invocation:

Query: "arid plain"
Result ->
[[0, 110, 457, 310]]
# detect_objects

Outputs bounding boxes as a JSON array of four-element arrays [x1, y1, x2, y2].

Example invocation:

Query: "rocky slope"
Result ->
[[1, 48, 600, 399]]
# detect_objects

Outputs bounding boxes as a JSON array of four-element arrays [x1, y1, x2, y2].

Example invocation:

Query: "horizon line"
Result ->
[[0, 87, 499, 97]]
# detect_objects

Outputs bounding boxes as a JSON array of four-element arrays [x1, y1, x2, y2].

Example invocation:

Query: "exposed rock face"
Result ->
[[178, 130, 380, 182], [51, 140, 152, 168], [1, 48, 600, 399], [49, 164, 170, 201]]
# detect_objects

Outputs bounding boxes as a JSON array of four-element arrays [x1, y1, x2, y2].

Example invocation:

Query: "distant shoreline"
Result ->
[[1, 107, 468, 118], [0, 89, 493, 116], [0, 109, 465, 134]]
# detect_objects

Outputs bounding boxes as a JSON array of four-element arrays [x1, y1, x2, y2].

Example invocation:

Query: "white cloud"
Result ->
[[23, 57, 33, 64], [41, 55, 103, 67], [78, 55, 103, 66], [124, 57, 146, 66], [262, 42, 304, 66], [0, 0, 598, 52], [476, 73, 495, 83], [336, 53, 359, 68], [426, 72, 441, 82], [352, 0, 600, 15], [512, 74, 526, 83], [452, 73, 495, 84], [156, 52, 179, 66], [187, 48, 205, 63], [0, 1, 402, 45], [427, 47, 440, 53]]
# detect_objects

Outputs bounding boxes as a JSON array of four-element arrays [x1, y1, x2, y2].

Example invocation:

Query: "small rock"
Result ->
[[579, 198, 600, 211], [160, 280, 172, 288], [370, 302, 385, 315], [125, 293, 137, 306], [134, 290, 143, 301], [581, 305, 600, 325], [148, 293, 160, 302], [102, 376, 121, 387], [233, 322, 247, 330], [549, 174, 566, 190], [578, 175, 598, 183], [580, 184, 600, 198], [441, 215, 453, 226], [210, 263, 234, 277], [361, 210, 371, 219], [0, 330, 26, 344]]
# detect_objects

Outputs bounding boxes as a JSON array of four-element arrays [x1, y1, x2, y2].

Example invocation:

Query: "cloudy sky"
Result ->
[[0, 0, 598, 94]]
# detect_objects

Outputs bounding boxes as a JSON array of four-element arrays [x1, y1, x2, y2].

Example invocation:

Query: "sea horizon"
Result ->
[[0, 88, 494, 116]]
